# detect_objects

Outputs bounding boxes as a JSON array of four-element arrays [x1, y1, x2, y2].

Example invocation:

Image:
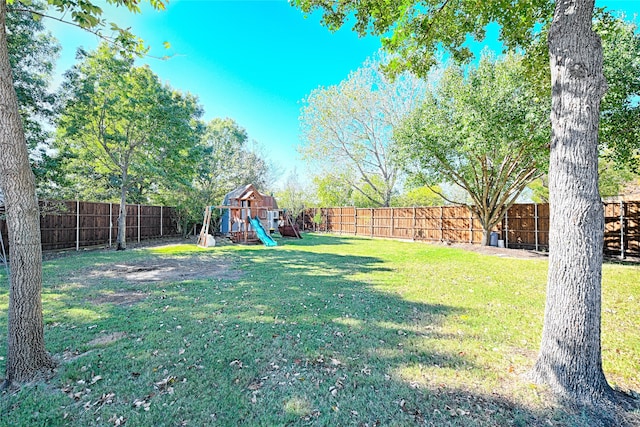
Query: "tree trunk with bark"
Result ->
[[530, 0, 614, 406], [474, 208, 502, 247], [480, 228, 490, 246], [116, 169, 128, 250], [0, 0, 55, 385]]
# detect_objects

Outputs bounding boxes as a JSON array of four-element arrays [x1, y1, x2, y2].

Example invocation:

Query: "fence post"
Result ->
[[138, 204, 141, 243], [534, 203, 539, 252], [76, 199, 80, 251], [504, 209, 509, 248], [370, 208, 374, 237], [339, 207, 343, 235], [109, 203, 113, 248], [620, 201, 626, 259], [440, 206, 444, 242], [391, 207, 395, 238], [353, 207, 357, 236], [412, 207, 416, 241], [469, 209, 473, 244], [160, 206, 163, 237]]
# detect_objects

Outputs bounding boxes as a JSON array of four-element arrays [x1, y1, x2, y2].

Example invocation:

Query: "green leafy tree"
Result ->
[[311, 173, 354, 207], [160, 118, 273, 235], [528, 14, 640, 204], [0, 0, 166, 387], [300, 56, 425, 207], [201, 118, 272, 192], [6, 1, 62, 197], [598, 160, 638, 198], [392, 185, 443, 207], [130, 89, 204, 206], [531, 163, 639, 203], [597, 14, 640, 173], [275, 169, 312, 222], [7, 1, 59, 153], [56, 43, 202, 250], [528, 177, 549, 204], [351, 175, 394, 208], [397, 53, 549, 245], [293, 0, 619, 408]]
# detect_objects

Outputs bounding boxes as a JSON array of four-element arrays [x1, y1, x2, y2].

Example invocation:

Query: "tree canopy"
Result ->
[[7, 1, 59, 153], [300, 56, 425, 207], [311, 173, 354, 207], [275, 168, 312, 220], [598, 14, 640, 173], [396, 53, 549, 243], [55, 43, 203, 248], [293, 0, 552, 77]]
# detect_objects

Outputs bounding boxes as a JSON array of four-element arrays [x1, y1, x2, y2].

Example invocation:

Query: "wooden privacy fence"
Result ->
[[302, 201, 640, 258], [0, 200, 180, 253]]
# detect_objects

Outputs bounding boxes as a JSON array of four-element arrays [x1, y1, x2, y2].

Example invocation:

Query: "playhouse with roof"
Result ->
[[219, 184, 281, 244]]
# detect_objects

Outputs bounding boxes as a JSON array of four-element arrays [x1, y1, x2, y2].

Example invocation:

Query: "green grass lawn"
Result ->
[[0, 234, 638, 426]]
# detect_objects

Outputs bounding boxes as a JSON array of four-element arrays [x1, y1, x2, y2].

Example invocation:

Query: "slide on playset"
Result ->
[[249, 216, 278, 247]]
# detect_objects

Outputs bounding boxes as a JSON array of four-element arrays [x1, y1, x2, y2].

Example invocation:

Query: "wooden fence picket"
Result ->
[[302, 201, 640, 257]]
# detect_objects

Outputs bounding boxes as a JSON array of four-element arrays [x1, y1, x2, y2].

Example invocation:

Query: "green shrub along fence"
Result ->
[[302, 201, 640, 258], [0, 200, 180, 254]]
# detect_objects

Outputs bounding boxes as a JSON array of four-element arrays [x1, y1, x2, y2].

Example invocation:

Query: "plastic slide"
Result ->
[[249, 216, 278, 247]]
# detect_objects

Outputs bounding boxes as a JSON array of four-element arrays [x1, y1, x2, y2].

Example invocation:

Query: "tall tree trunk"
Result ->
[[530, 0, 613, 405], [0, 0, 55, 385], [116, 172, 127, 250]]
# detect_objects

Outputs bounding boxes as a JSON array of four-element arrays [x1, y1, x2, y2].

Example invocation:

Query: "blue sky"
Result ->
[[46, 1, 381, 187], [45, 0, 640, 189]]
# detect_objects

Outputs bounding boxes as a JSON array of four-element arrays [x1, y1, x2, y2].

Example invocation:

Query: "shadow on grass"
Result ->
[[275, 232, 363, 247], [0, 236, 632, 426]]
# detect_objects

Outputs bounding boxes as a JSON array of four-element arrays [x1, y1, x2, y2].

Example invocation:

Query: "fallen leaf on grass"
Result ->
[[400, 399, 424, 422], [247, 380, 263, 391], [229, 360, 243, 369], [108, 415, 126, 426], [133, 397, 151, 411], [95, 392, 115, 406], [154, 376, 176, 392]]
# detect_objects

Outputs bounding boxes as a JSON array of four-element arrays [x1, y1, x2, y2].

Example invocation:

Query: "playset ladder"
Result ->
[[197, 206, 213, 247]]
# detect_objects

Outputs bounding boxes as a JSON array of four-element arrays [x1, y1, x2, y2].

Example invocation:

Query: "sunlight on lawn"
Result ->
[[0, 234, 637, 426]]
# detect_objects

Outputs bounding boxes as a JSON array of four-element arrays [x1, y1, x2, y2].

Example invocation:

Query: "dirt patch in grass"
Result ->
[[441, 242, 548, 259], [89, 291, 149, 306], [87, 332, 127, 347], [78, 254, 242, 286]]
